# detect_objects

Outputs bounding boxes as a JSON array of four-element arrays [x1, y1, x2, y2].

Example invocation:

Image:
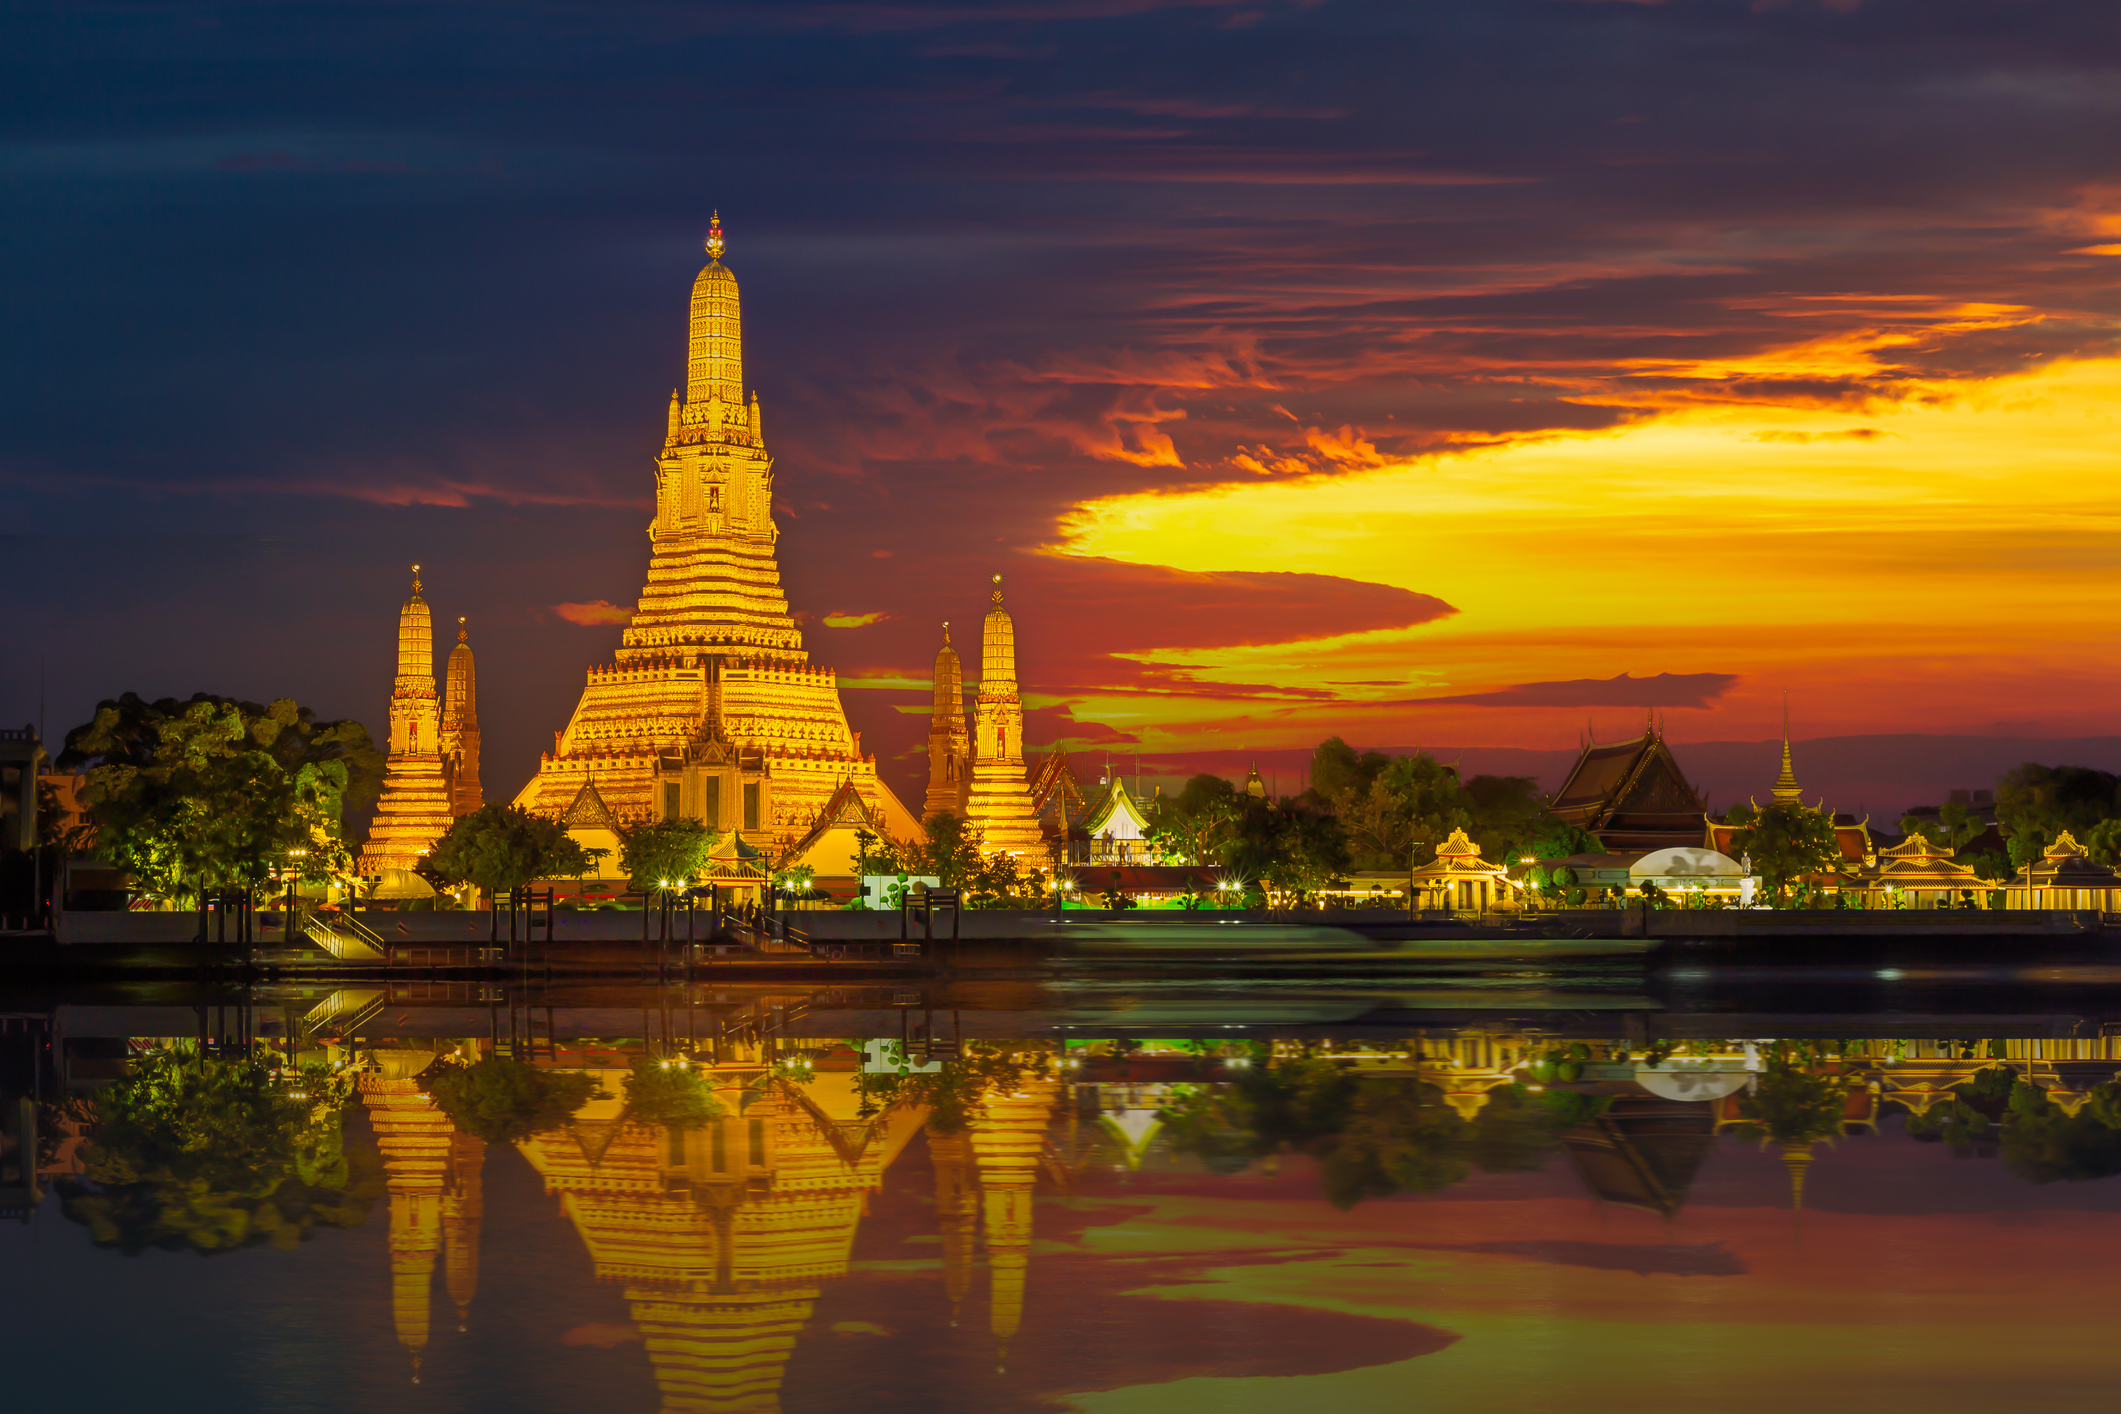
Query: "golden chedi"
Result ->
[[360, 566, 456, 874], [514, 213, 919, 857], [924, 623, 970, 819], [961, 576, 1045, 855], [440, 617, 483, 816]]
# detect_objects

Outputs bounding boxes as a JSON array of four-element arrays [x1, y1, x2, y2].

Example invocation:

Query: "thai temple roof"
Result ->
[[1545, 720, 1706, 851]]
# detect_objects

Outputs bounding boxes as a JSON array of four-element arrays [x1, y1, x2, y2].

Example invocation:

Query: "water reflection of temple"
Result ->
[[965, 1075, 1061, 1364], [519, 1041, 926, 1412], [357, 1050, 485, 1381]]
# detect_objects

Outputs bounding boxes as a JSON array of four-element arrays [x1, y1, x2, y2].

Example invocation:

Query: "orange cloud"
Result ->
[[553, 599, 632, 626], [823, 610, 890, 628]]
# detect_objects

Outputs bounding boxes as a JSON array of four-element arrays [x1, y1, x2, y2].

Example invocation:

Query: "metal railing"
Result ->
[[302, 913, 387, 962]]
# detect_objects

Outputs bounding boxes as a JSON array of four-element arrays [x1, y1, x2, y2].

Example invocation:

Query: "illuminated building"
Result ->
[[924, 624, 969, 820], [518, 1046, 924, 1412], [358, 1052, 462, 1381], [514, 214, 920, 862], [1027, 744, 1089, 859], [777, 778, 894, 898], [440, 617, 483, 817], [359, 567, 456, 876], [961, 576, 1044, 855], [966, 1072, 1061, 1362], [1700, 721, 1876, 883], [1081, 773, 1151, 864], [1408, 827, 1519, 913], [1866, 832, 1985, 908], [1243, 763, 1267, 800], [1545, 718, 1706, 851], [2005, 831, 2121, 910]]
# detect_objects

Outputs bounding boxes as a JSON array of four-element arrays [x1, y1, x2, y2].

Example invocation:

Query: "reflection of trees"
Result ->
[[1997, 1083, 2121, 1183], [1157, 1057, 1593, 1208], [421, 1056, 605, 1144], [852, 1044, 1053, 1134], [59, 1047, 378, 1254]]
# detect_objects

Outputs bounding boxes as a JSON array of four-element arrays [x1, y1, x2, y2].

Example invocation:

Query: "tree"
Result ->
[[1230, 800, 1349, 904], [1463, 774, 1545, 862], [622, 1057, 724, 1129], [57, 694, 380, 903], [620, 818, 718, 893], [1310, 737, 1391, 803], [423, 1056, 606, 1144], [1731, 801, 1843, 902], [901, 813, 983, 888], [2081, 819, 2121, 872], [1995, 763, 2121, 861], [425, 804, 591, 901], [59, 1047, 378, 1254], [1899, 799, 1985, 852], [1516, 821, 1603, 863]]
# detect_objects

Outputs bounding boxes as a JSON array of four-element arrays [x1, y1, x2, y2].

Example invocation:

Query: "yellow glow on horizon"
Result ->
[[1054, 355, 2121, 747]]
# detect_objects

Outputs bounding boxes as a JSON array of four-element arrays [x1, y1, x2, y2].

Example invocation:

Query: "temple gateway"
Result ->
[[514, 215, 921, 854]]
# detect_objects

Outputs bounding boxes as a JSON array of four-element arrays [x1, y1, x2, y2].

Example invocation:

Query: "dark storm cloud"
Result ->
[[1417, 671, 1741, 709], [7, 0, 2121, 794]]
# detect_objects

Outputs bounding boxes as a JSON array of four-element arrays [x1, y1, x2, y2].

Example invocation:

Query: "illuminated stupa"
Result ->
[[924, 624, 970, 820], [514, 213, 919, 856], [360, 566, 456, 873], [519, 1044, 924, 1412], [961, 577, 1044, 855], [967, 1074, 1061, 1361], [440, 617, 484, 817], [359, 1052, 463, 1381]]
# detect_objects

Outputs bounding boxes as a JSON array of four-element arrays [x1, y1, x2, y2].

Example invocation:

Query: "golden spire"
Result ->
[[1771, 698, 1802, 805], [705, 209, 725, 262], [410, 562, 423, 597], [457, 614, 467, 644], [991, 572, 1005, 606]]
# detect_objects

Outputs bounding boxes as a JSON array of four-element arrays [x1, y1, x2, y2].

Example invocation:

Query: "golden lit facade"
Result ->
[[924, 623, 970, 820], [440, 617, 483, 817], [961, 576, 1044, 855], [514, 214, 919, 858], [360, 567, 456, 873], [518, 1047, 923, 1413], [358, 1052, 468, 1380]]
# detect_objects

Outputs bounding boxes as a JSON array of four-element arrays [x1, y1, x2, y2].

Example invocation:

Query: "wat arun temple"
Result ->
[[510, 215, 924, 849]]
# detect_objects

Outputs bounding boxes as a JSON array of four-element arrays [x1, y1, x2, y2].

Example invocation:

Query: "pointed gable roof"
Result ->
[[1547, 728, 1705, 850], [560, 775, 625, 833], [1029, 744, 1087, 821], [1083, 774, 1151, 841], [777, 776, 890, 873]]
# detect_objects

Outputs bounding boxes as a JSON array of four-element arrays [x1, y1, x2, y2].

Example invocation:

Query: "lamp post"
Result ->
[[284, 847, 309, 947]]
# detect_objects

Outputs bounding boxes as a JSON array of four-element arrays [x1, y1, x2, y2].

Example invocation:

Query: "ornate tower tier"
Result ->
[[963, 576, 1044, 855], [924, 623, 970, 820], [361, 566, 455, 873], [441, 617, 483, 817], [514, 215, 919, 855]]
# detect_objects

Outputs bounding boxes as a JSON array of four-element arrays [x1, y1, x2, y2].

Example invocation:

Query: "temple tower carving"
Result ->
[[440, 617, 483, 817], [360, 566, 456, 873], [962, 576, 1044, 854], [924, 624, 970, 819], [513, 214, 919, 858]]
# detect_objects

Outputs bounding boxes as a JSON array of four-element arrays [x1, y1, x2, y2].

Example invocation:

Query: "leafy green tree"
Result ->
[[1731, 801, 1844, 902], [2081, 819, 2121, 871], [424, 1057, 605, 1144], [622, 1057, 724, 1129], [58, 694, 380, 903], [425, 803, 591, 900], [1995, 763, 2121, 862], [1727, 1046, 1852, 1148], [771, 863, 816, 898], [620, 818, 718, 893], [1310, 737, 1392, 803], [59, 1048, 377, 1254], [1515, 821, 1603, 863], [850, 827, 903, 885], [902, 813, 984, 887], [851, 1044, 1053, 1134], [1230, 800, 1350, 903], [1464, 774, 1546, 862], [1899, 799, 1986, 852]]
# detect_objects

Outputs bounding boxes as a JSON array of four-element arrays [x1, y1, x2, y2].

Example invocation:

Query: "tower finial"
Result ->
[[705, 210, 725, 261], [458, 614, 467, 643], [411, 563, 423, 596], [942, 620, 951, 646], [991, 572, 1004, 606], [1771, 694, 1802, 805]]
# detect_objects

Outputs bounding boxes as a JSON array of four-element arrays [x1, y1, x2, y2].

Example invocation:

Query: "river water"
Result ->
[[6, 958, 2121, 1412]]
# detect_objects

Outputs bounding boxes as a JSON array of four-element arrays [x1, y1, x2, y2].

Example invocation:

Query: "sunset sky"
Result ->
[[6, 0, 2121, 813]]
